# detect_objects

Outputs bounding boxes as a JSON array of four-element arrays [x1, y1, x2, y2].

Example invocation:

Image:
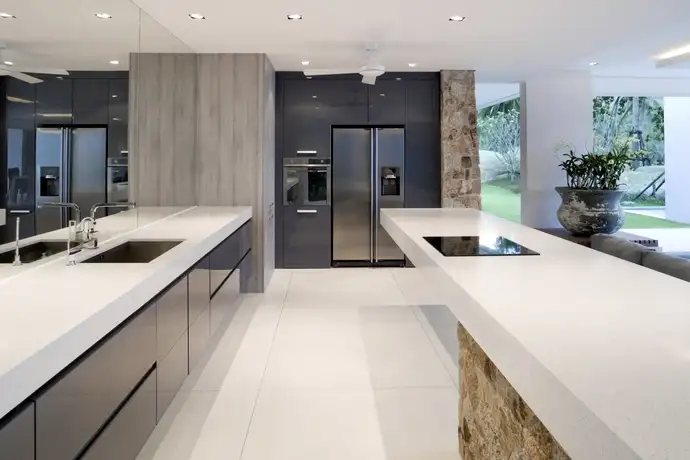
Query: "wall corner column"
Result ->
[[440, 70, 480, 209]]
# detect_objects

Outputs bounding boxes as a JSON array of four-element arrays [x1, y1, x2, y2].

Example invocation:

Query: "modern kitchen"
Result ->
[[2, 1, 690, 460]]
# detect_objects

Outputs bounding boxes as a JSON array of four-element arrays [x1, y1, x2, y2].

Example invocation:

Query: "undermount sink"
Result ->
[[82, 240, 183, 264], [0, 241, 78, 264]]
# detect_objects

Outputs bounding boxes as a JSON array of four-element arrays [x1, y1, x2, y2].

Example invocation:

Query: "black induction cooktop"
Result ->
[[423, 236, 539, 257]]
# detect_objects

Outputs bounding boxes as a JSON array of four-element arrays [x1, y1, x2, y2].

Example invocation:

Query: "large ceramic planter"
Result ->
[[555, 187, 625, 236]]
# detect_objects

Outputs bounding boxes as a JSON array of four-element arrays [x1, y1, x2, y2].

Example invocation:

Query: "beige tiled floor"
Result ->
[[136, 268, 460, 460]]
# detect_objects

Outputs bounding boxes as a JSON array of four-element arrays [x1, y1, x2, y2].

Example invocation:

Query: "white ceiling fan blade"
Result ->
[[12, 66, 68, 75], [361, 74, 377, 85], [10, 72, 43, 84], [303, 68, 358, 76]]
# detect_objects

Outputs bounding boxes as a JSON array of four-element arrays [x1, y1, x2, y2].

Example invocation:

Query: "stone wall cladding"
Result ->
[[458, 323, 571, 460], [440, 70, 481, 209]]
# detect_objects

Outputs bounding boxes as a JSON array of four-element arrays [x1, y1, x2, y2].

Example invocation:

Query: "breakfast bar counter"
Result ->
[[382, 208, 690, 460]]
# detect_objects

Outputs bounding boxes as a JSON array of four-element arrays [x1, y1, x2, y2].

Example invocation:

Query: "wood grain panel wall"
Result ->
[[129, 53, 275, 291]]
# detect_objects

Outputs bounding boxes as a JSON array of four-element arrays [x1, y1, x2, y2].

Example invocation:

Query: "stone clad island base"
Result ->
[[458, 324, 571, 460]]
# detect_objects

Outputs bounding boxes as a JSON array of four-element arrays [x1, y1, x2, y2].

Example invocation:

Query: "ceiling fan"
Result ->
[[303, 44, 386, 85], [0, 46, 69, 84]]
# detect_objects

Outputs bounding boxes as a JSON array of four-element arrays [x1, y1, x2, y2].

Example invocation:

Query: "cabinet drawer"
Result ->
[[35, 305, 156, 460], [189, 306, 210, 371], [283, 207, 331, 268], [157, 276, 188, 361], [157, 330, 188, 421], [210, 221, 251, 294], [0, 402, 34, 460], [80, 369, 156, 460], [210, 260, 242, 335], [188, 256, 210, 325]]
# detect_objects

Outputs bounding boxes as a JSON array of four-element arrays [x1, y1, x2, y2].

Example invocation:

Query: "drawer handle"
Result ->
[[297, 209, 317, 214]]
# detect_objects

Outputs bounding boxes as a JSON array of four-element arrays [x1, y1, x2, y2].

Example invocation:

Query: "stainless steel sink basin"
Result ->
[[0, 241, 78, 264], [82, 240, 183, 264]]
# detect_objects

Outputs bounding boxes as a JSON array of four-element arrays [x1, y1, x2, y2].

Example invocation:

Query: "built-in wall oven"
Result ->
[[283, 158, 331, 206]]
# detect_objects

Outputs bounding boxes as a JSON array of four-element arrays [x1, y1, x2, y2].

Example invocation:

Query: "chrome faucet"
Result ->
[[38, 202, 81, 223], [83, 202, 137, 249]]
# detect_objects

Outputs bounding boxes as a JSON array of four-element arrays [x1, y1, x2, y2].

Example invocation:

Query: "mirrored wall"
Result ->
[[0, 0, 192, 243]]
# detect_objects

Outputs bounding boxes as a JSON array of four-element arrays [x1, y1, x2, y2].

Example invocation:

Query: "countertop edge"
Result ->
[[0, 207, 252, 421]]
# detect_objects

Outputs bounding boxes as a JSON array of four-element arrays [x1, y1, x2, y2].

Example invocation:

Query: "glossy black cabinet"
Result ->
[[73, 79, 110, 125], [108, 79, 129, 158], [80, 369, 156, 460], [35, 305, 156, 460], [35, 78, 73, 125], [0, 402, 34, 460], [369, 80, 406, 125], [283, 207, 331, 268], [189, 256, 210, 371]]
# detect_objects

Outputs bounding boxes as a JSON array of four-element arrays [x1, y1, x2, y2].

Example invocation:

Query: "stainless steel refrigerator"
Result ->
[[35, 127, 107, 234], [332, 127, 405, 266]]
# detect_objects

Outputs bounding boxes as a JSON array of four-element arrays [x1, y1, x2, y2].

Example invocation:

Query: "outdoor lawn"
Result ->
[[482, 180, 690, 230]]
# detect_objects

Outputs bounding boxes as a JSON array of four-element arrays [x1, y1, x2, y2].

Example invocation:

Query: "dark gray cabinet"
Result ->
[[35, 78, 73, 125], [210, 256, 243, 335], [73, 79, 110, 125], [35, 305, 156, 460], [80, 370, 156, 460], [283, 206, 331, 268], [0, 403, 34, 460], [369, 80, 406, 125], [210, 222, 251, 295], [108, 79, 128, 158], [156, 276, 189, 420], [189, 256, 210, 371]]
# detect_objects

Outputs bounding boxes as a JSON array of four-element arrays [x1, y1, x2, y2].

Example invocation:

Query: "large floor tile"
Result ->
[[240, 389, 387, 460], [285, 269, 407, 307], [374, 388, 461, 460], [186, 389, 258, 460], [136, 391, 220, 460], [390, 268, 447, 306], [361, 320, 455, 389]]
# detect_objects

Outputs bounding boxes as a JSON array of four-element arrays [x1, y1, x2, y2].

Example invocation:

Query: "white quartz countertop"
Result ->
[[0, 206, 251, 420], [382, 208, 690, 460]]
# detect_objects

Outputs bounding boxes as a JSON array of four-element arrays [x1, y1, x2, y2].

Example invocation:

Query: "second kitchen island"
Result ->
[[0, 206, 252, 460]]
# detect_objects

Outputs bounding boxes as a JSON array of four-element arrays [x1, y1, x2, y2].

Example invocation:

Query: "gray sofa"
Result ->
[[590, 234, 690, 282]]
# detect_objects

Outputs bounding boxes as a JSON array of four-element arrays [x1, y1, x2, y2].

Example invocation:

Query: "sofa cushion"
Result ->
[[642, 251, 690, 282], [590, 234, 648, 265]]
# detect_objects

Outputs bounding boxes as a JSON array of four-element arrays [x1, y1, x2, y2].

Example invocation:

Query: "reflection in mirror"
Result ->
[[0, 0, 193, 259]]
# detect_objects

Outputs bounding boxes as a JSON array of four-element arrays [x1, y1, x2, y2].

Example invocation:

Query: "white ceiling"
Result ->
[[1, 0, 690, 81], [130, 0, 690, 80]]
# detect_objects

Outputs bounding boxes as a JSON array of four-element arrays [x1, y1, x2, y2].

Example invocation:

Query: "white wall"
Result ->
[[664, 97, 690, 223], [520, 73, 593, 228]]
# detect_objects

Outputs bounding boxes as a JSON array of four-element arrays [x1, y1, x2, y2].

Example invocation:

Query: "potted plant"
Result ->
[[556, 139, 638, 236]]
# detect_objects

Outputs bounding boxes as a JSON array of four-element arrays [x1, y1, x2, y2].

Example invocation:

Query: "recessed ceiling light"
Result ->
[[301, 60, 310, 66], [109, 60, 120, 65], [312, 95, 317, 99], [188, 13, 205, 20], [3, 61, 13, 66], [113, 117, 121, 121], [287, 14, 303, 20], [111, 95, 118, 98], [395, 77, 402, 81], [0, 13, 16, 19], [408, 63, 417, 68], [306, 76, 313, 79], [95, 13, 112, 19], [588, 61, 599, 66], [449, 16, 466, 22]]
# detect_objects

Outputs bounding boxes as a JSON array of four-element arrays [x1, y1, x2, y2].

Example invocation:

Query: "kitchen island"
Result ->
[[0, 206, 252, 460], [382, 208, 690, 460]]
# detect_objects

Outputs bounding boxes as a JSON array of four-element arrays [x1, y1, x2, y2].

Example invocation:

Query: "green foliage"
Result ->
[[477, 107, 520, 179], [558, 139, 640, 190], [592, 96, 665, 165]]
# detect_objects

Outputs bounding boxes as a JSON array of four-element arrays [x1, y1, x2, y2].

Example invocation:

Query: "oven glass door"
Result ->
[[284, 166, 330, 206]]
